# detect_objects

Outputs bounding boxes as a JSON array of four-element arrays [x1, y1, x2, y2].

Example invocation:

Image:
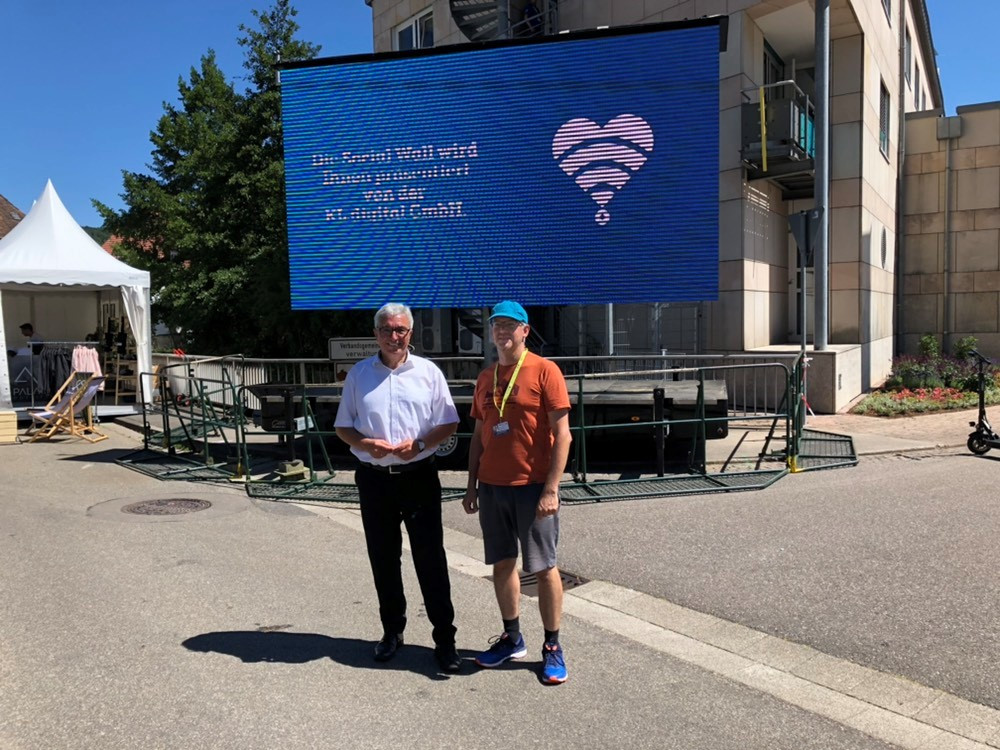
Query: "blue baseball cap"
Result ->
[[489, 300, 529, 324]]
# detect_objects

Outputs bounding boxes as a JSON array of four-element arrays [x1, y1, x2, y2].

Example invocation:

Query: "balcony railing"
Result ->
[[741, 80, 816, 199], [449, 0, 559, 43]]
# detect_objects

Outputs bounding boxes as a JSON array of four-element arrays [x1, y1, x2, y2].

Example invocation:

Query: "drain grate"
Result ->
[[122, 498, 213, 516], [488, 570, 589, 598]]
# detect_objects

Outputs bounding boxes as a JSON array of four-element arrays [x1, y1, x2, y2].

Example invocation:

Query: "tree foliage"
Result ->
[[98, 0, 369, 356], [82, 226, 110, 246]]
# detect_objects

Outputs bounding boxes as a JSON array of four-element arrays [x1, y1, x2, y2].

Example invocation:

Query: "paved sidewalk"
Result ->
[[701, 406, 981, 468], [801, 408, 977, 455]]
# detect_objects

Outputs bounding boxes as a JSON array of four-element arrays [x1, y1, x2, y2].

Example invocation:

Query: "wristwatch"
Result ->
[[416, 439, 426, 452]]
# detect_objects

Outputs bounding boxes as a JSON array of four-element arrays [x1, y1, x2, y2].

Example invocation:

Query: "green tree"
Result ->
[[83, 226, 111, 246], [98, 0, 368, 356]]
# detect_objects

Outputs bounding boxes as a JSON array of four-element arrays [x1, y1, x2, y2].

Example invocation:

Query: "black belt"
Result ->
[[360, 455, 436, 475]]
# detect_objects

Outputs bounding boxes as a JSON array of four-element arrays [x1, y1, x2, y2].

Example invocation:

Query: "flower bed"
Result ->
[[851, 386, 984, 416], [851, 336, 1000, 416]]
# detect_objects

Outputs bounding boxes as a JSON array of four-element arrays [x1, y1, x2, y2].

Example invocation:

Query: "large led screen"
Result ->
[[281, 19, 723, 310]]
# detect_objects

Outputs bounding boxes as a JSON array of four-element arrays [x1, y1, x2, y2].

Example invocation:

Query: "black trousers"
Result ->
[[355, 462, 457, 646]]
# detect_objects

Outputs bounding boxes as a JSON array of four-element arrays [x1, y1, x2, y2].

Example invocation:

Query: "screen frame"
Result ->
[[279, 16, 729, 311]]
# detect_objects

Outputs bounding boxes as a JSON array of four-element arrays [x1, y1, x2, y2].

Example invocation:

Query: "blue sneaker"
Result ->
[[475, 633, 527, 667], [541, 642, 567, 684]]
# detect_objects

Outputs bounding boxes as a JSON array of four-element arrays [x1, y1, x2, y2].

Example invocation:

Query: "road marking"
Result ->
[[308, 504, 1000, 750]]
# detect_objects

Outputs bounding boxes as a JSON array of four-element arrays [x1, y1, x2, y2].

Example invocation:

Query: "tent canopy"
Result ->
[[0, 180, 149, 289], [0, 180, 152, 407]]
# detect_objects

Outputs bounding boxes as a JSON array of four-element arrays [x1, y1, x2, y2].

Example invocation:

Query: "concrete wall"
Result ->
[[902, 103, 1000, 357]]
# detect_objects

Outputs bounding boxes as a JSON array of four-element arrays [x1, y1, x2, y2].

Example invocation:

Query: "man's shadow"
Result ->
[[182, 631, 532, 680]]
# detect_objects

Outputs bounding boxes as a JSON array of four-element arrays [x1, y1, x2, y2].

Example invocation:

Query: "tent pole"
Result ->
[[0, 290, 12, 408]]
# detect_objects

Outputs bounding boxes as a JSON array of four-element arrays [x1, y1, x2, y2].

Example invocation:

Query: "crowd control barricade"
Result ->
[[119, 351, 854, 503]]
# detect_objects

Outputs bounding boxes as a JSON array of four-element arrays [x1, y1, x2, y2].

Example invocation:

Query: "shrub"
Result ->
[[886, 353, 981, 390], [953, 335, 978, 360], [947, 358, 981, 391], [850, 386, 983, 416], [935, 356, 964, 389], [887, 355, 937, 389], [851, 341, 1000, 416], [918, 334, 941, 359]]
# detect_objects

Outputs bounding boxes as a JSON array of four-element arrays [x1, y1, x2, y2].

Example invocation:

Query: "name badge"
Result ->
[[492, 421, 511, 437]]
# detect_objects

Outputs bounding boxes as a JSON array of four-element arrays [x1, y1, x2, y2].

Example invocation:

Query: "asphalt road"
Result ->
[[3, 421, 999, 749], [445, 446, 1000, 709]]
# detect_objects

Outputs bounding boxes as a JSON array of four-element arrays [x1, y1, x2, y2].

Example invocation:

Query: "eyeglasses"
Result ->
[[491, 320, 523, 332], [377, 326, 411, 337]]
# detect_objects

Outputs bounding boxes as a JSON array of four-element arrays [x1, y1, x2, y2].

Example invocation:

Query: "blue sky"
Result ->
[[925, 0, 1000, 114], [1, 1, 374, 228], [1, 1, 996, 229]]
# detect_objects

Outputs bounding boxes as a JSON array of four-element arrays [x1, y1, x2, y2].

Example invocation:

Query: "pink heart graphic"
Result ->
[[552, 114, 654, 225]]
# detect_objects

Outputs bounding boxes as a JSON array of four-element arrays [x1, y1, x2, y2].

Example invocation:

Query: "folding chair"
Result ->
[[26, 374, 108, 443], [35, 371, 94, 412], [24, 372, 94, 438]]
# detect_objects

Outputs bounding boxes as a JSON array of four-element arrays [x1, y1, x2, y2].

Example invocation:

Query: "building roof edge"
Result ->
[[912, 0, 944, 110]]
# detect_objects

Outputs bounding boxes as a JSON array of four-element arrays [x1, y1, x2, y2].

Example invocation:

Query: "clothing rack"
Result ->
[[24, 342, 101, 408], [39, 340, 100, 348]]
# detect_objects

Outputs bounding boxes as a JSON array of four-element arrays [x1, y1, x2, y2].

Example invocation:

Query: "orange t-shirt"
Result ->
[[470, 351, 571, 486]]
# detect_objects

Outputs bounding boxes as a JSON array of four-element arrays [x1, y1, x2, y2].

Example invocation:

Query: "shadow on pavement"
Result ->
[[182, 630, 512, 680], [58, 448, 137, 464], [971, 453, 1000, 462]]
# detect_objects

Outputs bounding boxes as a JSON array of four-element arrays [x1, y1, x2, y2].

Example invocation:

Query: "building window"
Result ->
[[879, 81, 891, 157], [904, 29, 911, 85], [762, 41, 785, 101], [914, 65, 922, 109], [882, 0, 891, 21], [395, 9, 433, 51]]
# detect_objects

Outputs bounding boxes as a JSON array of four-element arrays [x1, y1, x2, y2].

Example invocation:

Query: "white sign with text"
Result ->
[[328, 337, 380, 361]]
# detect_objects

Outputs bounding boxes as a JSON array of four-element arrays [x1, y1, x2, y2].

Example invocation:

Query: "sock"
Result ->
[[503, 617, 521, 641], [544, 629, 560, 646]]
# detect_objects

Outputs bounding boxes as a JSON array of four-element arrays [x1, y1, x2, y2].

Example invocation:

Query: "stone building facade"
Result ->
[[903, 103, 1000, 357], [363, 0, 942, 412]]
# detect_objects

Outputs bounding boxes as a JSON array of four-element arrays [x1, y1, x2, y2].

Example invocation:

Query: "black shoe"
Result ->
[[374, 633, 403, 662], [434, 643, 461, 673]]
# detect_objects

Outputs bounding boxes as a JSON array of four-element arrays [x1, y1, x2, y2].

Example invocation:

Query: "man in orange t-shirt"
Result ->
[[463, 300, 572, 684]]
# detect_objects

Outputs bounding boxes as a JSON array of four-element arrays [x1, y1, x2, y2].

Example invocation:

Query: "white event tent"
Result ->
[[0, 180, 152, 409]]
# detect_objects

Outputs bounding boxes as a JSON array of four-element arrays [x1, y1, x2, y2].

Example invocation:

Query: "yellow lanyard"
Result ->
[[493, 349, 528, 419]]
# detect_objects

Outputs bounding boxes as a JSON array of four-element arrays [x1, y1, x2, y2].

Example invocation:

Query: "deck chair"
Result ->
[[24, 372, 94, 435], [27, 374, 109, 443], [37, 371, 94, 410]]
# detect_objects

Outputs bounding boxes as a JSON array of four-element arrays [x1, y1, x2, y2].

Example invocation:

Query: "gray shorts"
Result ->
[[478, 482, 558, 574]]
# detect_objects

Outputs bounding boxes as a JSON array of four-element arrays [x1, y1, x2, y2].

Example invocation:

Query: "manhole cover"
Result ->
[[488, 570, 589, 598], [122, 498, 213, 516]]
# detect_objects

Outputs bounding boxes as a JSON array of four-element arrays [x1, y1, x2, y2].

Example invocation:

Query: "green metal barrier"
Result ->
[[120, 355, 249, 483], [234, 382, 339, 492], [120, 353, 855, 502], [781, 355, 857, 473], [552, 361, 799, 501]]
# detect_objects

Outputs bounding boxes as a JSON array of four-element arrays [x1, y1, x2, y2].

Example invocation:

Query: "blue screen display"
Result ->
[[281, 21, 721, 310]]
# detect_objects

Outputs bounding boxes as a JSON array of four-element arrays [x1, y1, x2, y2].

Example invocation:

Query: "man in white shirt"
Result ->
[[334, 303, 462, 673]]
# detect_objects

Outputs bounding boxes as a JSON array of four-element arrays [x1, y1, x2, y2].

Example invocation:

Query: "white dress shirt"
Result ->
[[334, 352, 459, 466]]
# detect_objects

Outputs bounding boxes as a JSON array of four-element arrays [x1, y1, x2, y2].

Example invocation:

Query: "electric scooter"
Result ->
[[966, 349, 1000, 455]]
